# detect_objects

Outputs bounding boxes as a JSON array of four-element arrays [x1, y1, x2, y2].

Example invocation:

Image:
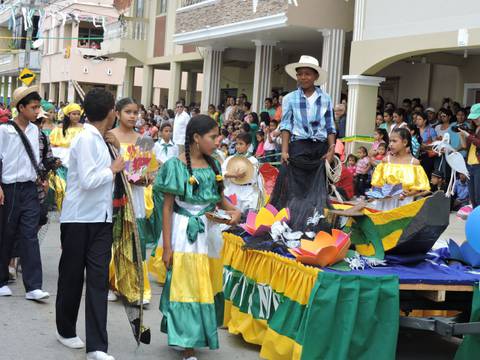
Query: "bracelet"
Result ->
[[329, 144, 335, 149]]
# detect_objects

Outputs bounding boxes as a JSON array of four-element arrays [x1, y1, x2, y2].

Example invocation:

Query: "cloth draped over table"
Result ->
[[222, 233, 400, 360]]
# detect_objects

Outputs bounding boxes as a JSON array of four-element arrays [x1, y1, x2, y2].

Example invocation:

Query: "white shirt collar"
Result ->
[[84, 122, 103, 138]]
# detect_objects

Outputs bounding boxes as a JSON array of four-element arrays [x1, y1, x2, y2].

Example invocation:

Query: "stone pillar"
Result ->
[[321, 29, 345, 105], [58, 81, 66, 103], [252, 40, 275, 113], [168, 61, 182, 109], [67, 80, 75, 102], [200, 47, 224, 113], [123, 66, 134, 98], [342, 75, 385, 152], [185, 71, 197, 106], [49, 83, 58, 103], [141, 65, 154, 106]]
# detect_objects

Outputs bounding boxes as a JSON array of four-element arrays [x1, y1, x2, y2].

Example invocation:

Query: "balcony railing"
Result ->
[[177, 0, 216, 11], [104, 18, 148, 41]]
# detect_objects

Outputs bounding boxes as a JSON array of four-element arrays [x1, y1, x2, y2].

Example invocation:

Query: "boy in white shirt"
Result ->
[[153, 122, 178, 164], [222, 132, 264, 212], [55, 88, 124, 360]]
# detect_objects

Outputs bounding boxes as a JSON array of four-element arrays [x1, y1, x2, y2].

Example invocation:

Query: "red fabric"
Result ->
[[336, 165, 355, 200], [259, 163, 279, 195]]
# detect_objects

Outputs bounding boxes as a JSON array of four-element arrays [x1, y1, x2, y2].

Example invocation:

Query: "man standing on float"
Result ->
[[270, 55, 336, 232]]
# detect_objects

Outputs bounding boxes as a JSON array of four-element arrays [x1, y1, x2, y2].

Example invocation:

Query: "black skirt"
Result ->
[[270, 140, 331, 232]]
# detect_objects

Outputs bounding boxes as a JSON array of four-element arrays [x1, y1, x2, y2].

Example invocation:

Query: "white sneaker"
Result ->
[[56, 330, 85, 349], [0, 285, 12, 296], [86, 351, 115, 360], [25, 289, 49, 300], [183, 357, 198, 360], [107, 290, 118, 302]]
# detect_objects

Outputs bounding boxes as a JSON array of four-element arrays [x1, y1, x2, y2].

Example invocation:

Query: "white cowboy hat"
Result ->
[[226, 156, 255, 185], [285, 55, 328, 86]]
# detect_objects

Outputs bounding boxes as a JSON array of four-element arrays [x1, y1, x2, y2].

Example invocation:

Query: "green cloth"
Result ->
[[151, 157, 221, 246], [160, 270, 222, 349], [455, 283, 480, 359], [41, 99, 55, 112], [173, 202, 215, 243], [249, 122, 259, 149], [297, 272, 399, 360]]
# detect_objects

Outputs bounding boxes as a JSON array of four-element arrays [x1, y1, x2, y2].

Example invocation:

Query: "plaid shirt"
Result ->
[[279, 87, 336, 141]]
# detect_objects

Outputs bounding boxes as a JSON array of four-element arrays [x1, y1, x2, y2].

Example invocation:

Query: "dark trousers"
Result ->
[[468, 164, 480, 209], [0, 181, 42, 290], [355, 174, 369, 196], [56, 222, 113, 353]]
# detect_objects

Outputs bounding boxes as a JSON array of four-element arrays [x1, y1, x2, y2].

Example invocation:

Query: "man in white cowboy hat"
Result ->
[[270, 55, 336, 231], [0, 85, 50, 300]]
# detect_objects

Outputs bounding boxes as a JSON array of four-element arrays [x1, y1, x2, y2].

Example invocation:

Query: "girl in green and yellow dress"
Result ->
[[154, 115, 241, 359]]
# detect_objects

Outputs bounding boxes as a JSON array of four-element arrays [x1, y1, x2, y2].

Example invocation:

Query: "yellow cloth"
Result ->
[[62, 103, 81, 116], [49, 126, 84, 147], [223, 233, 319, 360], [109, 258, 152, 302], [371, 162, 430, 191], [468, 144, 479, 165]]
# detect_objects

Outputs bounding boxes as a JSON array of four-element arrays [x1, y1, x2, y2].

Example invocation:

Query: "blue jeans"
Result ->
[[468, 164, 480, 208]]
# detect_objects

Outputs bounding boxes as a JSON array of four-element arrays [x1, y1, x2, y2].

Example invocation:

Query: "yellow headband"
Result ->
[[63, 103, 82, 116]]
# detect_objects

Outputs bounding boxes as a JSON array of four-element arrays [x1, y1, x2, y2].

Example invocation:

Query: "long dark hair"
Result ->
[[184, 115, 224, 193], [62, 114, 71, 137]]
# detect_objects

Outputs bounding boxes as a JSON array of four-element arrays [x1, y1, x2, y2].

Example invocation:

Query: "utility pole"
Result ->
[[23, 0, 35, 70]]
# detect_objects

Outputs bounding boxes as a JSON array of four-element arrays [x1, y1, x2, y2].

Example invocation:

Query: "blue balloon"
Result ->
[[466, 206, 480, 253]]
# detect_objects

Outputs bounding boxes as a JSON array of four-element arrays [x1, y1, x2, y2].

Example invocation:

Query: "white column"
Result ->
[[123, 66, 134, 98], [252, 40, 275, 113], [58, 81, 66, 103], [67, 80, 75, 102], [185, 71, 197, 106], [48, 83, 56, 102], [342, 75, 385, 152], [168, 62, 182, 109], [353, 0, 366, 42], [141, 65, 154, 106], [200, 47, 224, 113], [321, 29, 345, 105]]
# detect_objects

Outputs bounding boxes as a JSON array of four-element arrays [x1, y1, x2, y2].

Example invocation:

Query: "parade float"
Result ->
[[219, 152, 480, 360]]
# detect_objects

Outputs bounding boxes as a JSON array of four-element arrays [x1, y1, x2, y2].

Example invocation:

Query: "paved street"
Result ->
[[0, 215, 466, 360]]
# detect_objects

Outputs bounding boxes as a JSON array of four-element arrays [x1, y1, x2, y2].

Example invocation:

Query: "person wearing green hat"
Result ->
[[459, 103, 480, 208], [40, 99, 56, 137]]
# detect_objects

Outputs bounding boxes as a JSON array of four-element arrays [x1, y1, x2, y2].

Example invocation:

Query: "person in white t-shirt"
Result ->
[[56, 89, 124, 360], [172, 101, 190, 154]]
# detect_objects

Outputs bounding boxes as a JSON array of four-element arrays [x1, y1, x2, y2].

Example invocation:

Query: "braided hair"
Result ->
[[184, 114, 224, 193]]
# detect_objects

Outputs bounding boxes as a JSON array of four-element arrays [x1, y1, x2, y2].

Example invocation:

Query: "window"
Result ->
[[157, 0, 167, 15], [134, 0, 144, 17]]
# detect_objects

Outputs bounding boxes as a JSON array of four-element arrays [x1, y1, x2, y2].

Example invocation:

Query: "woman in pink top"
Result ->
[[355, 146, 371, 196]]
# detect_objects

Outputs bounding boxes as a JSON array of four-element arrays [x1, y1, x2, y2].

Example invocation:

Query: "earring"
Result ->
[[196, 143, 200, 152]]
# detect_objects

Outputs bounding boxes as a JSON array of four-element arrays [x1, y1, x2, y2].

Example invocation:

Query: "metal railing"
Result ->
[[104, 18, 148, 41], [180, 0, 211, 7]]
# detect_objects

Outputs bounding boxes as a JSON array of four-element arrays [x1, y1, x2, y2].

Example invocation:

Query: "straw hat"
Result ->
[[285, 55, 328, 86], [226, 156, 254, 185], [11, 85, 39, 107]]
